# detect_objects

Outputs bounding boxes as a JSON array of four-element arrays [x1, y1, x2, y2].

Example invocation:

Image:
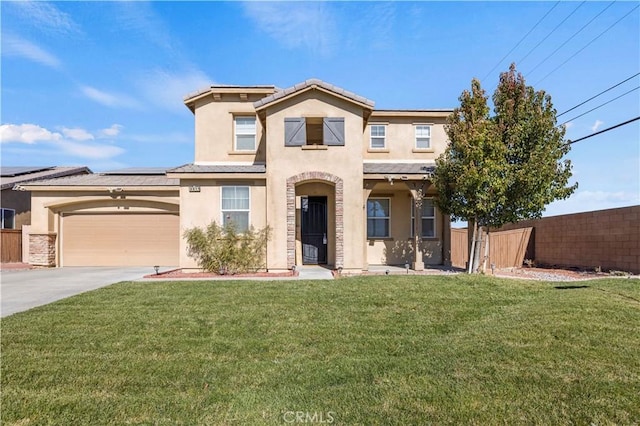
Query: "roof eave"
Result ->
[[18, 185, 179, 192], [254, 84, 375, 113]]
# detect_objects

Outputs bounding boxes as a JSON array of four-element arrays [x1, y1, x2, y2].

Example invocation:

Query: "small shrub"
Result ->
[[184, 221, 270, 274]]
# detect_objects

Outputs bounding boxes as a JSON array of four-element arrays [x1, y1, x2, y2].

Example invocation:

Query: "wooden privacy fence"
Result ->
[[451, 228, 469, 269], [1, 230, 22, 263], [450, 227, 533, 270]]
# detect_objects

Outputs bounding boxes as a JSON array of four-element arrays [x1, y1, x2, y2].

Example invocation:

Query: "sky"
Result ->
[[1, 1, 638, 218]]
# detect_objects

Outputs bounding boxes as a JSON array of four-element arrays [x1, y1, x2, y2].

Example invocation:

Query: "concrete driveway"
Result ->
[[1, 266, 167, 318]]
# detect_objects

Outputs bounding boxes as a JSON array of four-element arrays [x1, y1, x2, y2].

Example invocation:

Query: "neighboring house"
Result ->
[[1, 166, 90, 230], [24, 79, 454, 272]]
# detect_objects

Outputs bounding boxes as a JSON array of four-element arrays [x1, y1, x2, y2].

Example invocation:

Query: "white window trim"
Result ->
[[369, 124, 387, 150], [234, 116, 257, 152], [1, 208, 15, 229], [221, 186, 251, 232], [367, 197, 391, 239], [411, 198, 437, 238], [414, 124, 432, 150]]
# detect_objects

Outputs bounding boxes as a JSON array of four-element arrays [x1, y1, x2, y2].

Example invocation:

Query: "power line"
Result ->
[[559, 86, 640, 126], [525, 1, 615, 77], [535, 4, 640, 85], [517, 1, 586, 66], [481, 1, 560, 82], [568, 116, 640, 145], [557, 72, 640, 117]]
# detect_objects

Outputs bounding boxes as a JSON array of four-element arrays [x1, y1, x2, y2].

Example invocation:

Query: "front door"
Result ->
[[301, 196, 327, 264]]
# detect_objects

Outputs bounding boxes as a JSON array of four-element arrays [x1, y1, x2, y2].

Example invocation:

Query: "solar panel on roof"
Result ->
[[0, 166, 54, 177]]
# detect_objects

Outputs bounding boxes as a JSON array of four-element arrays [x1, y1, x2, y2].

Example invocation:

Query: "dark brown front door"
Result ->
[[301, 196, 327, 264]]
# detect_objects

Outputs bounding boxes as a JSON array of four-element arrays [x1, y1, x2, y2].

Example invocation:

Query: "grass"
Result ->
[[1, 275, 639, 425]]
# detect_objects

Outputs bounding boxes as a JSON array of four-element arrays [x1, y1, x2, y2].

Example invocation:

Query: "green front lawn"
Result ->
[[2, 275, 639, 425]]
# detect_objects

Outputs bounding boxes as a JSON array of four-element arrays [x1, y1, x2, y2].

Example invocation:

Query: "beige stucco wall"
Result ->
[[192, 92, 271, 164], [364, 114, 449, 161], [178, 179, 267, 269], [261, 90, 366, 271]]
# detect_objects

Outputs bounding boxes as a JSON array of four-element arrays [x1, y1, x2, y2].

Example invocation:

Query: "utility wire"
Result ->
[[568, 116, 640, 144], [481, 1, 560, 82], [559, 86, 640, 126], [535, 4, 640, 85], [557, 72, 640, 117], [526, 1, 615, 77], [517, 1, 586, 66]]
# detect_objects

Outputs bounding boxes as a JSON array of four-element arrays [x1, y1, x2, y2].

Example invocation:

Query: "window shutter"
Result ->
[[284, 117, 306, 146], [323, 117, 345, 146]]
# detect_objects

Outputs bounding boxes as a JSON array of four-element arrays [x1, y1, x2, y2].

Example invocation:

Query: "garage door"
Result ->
[[62, 213, 179, 266]]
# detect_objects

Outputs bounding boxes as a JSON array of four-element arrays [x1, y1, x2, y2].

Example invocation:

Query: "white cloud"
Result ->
[[56, 140, 125, 160], [0, 124, 61, 144], [80, 85, 140, 109], [563, 121, 574, 130], [591, 120, 604, 132], [9, 1, 81, 35], [61, 127, 94, 141], [98, 124, 124, 138], [136, 68, 211, 113], [2, 34, 61, 69], [0, 123, 124, 160], [243, 2, 336, 55], [113, 1, 175, 52]]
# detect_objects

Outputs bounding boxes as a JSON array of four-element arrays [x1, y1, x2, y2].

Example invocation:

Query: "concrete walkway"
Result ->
[[1, 266, 169, 318], [296, 265, 335, 280]]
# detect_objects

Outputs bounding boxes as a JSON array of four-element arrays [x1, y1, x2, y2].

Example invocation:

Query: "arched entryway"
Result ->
[[286, 172, 343, 269]]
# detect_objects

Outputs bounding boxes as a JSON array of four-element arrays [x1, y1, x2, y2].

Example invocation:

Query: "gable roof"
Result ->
[[0, 166, 91, 190], [253, 78, 375, 111]]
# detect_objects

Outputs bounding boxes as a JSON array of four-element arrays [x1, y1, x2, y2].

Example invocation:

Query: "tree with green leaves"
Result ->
[[435, 64, 576, 272]]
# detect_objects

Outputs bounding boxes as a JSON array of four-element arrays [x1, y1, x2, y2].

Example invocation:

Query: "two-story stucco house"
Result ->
[[23, 79, 453, 272]]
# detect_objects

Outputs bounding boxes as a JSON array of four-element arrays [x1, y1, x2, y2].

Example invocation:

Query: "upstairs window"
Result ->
[[235, 116, 256, 151], [415, 125, 431, 149], [369, 125, 386, 149], [1, 208, 15, 229], [284, 117, 345, 146], [411, 198, 436, 238], [221, 186, 250, 232]]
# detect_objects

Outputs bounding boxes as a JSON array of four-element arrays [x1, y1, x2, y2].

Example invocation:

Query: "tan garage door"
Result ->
[[62, 213, 179, 266]]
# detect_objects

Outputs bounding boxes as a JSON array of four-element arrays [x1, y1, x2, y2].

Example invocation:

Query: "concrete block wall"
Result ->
[[501, 206, 639, 274]]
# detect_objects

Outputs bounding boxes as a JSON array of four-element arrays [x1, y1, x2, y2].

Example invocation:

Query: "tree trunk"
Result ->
[[482, 228, 490, 273]]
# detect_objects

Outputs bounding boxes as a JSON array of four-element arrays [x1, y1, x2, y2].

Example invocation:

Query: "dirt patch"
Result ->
[[494, 266, 617, 282], [144, 269, 298, 279]]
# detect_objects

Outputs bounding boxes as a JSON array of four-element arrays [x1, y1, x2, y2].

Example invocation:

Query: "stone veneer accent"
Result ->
[[286, 172, 344, 269], [29, 233, 57, 266]]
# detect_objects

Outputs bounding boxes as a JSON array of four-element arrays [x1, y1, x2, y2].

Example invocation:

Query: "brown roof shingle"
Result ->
[[168, 164, 266, 174]]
